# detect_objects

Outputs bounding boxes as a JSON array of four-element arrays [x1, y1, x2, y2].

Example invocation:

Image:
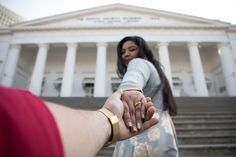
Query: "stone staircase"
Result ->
[[174, 97, 236, 157], [174, 112, 236, 157], [43, 96, 236, 157]]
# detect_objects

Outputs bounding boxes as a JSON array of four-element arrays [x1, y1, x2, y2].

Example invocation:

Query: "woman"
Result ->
[[113, 36, 179, 157]]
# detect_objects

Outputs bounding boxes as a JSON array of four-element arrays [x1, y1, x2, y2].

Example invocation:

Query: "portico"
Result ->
[[1, 39, 236, 97]]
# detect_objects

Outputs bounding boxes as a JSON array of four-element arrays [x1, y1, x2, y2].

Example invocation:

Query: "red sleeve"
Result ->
[[0, 86, 64, 157]]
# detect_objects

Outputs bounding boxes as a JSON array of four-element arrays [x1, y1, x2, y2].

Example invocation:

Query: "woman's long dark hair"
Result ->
[[116, 36, 177, 116]]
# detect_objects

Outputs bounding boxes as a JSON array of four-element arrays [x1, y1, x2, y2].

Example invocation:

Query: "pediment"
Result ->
[[12, 3, 229, 29]]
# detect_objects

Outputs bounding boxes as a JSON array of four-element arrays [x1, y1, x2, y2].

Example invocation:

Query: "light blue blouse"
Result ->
[[113, 58, 179, 157]]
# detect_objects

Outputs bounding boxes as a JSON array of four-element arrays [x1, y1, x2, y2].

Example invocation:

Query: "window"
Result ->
[[172, 77, 183, 86], [82, 77, 94, 97], [54, 77, 62, 91]]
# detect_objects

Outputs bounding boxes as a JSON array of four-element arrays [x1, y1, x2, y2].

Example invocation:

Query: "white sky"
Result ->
[[1, 0, 236, 24]]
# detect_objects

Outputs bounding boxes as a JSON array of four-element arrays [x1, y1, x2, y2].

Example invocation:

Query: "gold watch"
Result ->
[[99, 108, 119, 147]]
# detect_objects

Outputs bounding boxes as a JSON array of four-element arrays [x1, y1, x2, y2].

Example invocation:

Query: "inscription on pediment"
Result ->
[[76, 16, 160, 25]]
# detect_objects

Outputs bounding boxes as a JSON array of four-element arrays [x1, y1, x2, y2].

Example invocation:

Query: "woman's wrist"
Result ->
[[121, 87, 143, 93]]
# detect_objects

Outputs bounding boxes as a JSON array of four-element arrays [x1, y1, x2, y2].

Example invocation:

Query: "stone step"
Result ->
[[97, 146, 114, 157], [175, 97, 236, 113], [176, 125, 236, 130], [175, 112, 236, 116], [174, 120, 236, 128], [173, 114, 236, 121], [173, 118, 236, 123], [178, 134, 236, 144], [179, 144, 236, 156], [174, 112, 236, 116], [176, 126, 236, 136]]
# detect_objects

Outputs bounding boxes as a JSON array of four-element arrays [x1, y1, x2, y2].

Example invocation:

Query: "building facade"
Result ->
[[0, 4, 236, 97]]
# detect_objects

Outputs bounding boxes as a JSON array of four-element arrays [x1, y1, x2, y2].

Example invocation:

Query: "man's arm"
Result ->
[[45, 102, 111, 157]]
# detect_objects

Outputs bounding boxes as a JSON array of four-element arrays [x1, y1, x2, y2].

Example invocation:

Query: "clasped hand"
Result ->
[[103, 89, 158, 141]]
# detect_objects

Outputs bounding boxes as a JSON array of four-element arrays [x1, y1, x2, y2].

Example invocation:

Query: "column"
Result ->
[[217, 42, 236, 96], [157, 42, 173, 89], [94, 42, 107, 97], [229, 41, 236, 67], [60, 43, 78, 97], [188, 42, 208, 96], [1, 44, 21, 86], [29, 44, 49, 96]]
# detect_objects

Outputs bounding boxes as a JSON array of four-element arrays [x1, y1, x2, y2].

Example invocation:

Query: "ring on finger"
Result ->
[[134, 101, 142, 109]]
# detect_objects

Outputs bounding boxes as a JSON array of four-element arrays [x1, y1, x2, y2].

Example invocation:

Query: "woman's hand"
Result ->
[[122, 90, 146, 132], [103, 89, 158, 140]]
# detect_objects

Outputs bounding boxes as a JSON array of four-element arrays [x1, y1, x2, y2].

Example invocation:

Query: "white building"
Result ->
[[0, 3, 236, 97]]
